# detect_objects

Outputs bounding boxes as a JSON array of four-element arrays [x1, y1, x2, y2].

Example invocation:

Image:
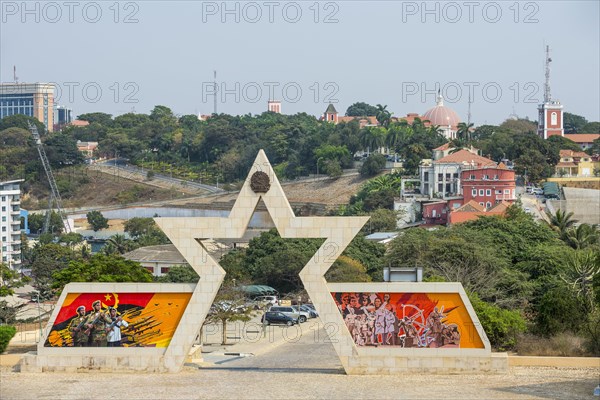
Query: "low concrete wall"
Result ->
[[508, 356, 600, 368]]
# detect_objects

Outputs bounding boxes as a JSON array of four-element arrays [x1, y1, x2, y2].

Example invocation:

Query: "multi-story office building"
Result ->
[[54, 105, 73, 130], [0, 83, 55, 131], [0, 179, 24, 269]]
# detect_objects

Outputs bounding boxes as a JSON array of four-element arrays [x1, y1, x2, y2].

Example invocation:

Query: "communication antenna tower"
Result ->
[[213, 70, 217, 115], [544, 45, 552, 103]]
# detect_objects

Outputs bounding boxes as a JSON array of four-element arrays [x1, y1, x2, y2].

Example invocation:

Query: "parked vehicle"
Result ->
[[299, 305, 317, 318], [261, 311, 296, 326], [269, 306, 309, 323], [255, 295, 278, 306]]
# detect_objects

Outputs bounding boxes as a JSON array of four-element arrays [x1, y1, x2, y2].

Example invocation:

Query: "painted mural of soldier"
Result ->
[[68, 306, 90, 347], [85, 300, 112, 347], [106, 307, 129, 347]]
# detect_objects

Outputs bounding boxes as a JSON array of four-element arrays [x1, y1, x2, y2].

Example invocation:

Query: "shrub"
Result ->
[[0, 326, 17, 353], [360, 154, 386, 176], [469, 293, 527, 351], [516, 333, 587, 357], [535, 284, 586, 336]]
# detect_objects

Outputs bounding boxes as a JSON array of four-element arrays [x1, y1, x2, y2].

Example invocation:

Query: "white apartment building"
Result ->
[[0, 179, 23, 269]]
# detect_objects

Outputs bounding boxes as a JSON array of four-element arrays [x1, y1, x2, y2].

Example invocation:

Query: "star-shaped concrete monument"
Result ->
[[155, 150, 369, 372]]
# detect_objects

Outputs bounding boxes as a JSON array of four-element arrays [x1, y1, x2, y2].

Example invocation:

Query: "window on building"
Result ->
[[494, 174, 499, 180], [479, 202, 484, 207], [446, 173, 451, 180], [486, 189, 491, 196], [486, 202, 492, 209], [495, 190, 502, 194], [472, 189, 477, 196], [1, 217, 5, 222], [479, 189, 484, 196], [438, 183, 443, 192], [454, 173, 459, 180], [483, 175, 489, 180], [551, 112, 557, 125], [1, 206, 5, 211], [470, 174, 475, 180], [1, 196, 5, 201], [161, 267, 170, 274], [504, 189, 510, 194], [424, 172, 429, 182], [438, 173, 443, 181]]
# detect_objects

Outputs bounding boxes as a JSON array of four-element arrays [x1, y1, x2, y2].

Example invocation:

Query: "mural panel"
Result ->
[[44, 292, 191, 348], [331, 292, 484, 349]]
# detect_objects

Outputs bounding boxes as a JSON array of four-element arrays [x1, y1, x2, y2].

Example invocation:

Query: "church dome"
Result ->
[[423, 94, 461, 128]]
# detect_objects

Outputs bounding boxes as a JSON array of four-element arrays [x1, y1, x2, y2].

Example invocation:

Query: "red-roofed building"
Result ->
[[448, 201, 510, 224], [419, 149, 496, 199], [564, 134, 600, 151], [70, 120, 90, 127], [461, 164, 516, 209], [556, 149, 595, 177]]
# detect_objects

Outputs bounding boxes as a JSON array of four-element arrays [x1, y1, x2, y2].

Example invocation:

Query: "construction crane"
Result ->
[[28, 122, 71, 234]]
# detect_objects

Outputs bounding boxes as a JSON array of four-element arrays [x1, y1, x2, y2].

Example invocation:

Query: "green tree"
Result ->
[[77, 112, 113, 126], [582, 122, 600, 134], [345, 102, 378, 117], [31, 244, 79, 299], [375, 104, 392, 128], [87, 210, 109, 232], [359, 154, 386, 176], [456, 122, 474, 142], [563, 112, 588, 134], [565, 224, 599, 249], [58, 232, 84, 249], [469, 293, 526, 350], [0, 114, 46, 134], [362, 208, 398, 234], [546, 209, 578, 240], [51, 254, 153, 292], [204, 282, 255, 345], [561, 250, 600, 313], [156, 265, 199, 283], [124, 217, 160, 239], [547, 135, 582, 152], [0, 263, 26, 296], [103, 234, 136, 255], [359, 127, 387, 153], [325, 255, 372, 283]]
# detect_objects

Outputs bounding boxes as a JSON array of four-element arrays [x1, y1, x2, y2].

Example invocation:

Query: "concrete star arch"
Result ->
[[155, 150, 368, 372]]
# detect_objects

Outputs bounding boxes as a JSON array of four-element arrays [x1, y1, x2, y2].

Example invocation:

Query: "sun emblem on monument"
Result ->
[[250, 171, 271, 193]]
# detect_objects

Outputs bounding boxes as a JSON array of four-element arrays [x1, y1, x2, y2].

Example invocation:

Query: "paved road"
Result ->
[[96, 159, 224, 194]]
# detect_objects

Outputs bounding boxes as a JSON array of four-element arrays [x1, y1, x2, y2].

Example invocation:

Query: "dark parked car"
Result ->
[[261, 311, 296, 326]]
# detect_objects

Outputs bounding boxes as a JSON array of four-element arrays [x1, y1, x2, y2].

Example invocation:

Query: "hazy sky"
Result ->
[[2, 1, 599, 125]]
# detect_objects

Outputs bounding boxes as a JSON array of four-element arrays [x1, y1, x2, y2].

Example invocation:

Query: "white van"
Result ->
[[256, 295, 278, 306], [532, 188, 544, 195]]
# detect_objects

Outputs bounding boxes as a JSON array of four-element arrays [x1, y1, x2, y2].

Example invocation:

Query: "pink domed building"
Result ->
[[423, 93, 461, 140]]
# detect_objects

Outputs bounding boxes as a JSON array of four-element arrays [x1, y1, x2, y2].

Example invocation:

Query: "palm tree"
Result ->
[[359, 127, 387, 154], [565, 224, 600, 249], [546, 209, 578, 240], [456, 122, 474, 142], [375, 104, 392, 128], [105, 234, 135, 255]]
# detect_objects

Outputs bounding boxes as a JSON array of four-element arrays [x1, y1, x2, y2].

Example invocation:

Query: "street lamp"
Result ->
[[316, 157, 324, 178], [32, 290, 42, 341]]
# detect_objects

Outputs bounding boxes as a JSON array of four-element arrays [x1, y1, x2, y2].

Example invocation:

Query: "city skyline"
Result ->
[[1, 1, 599, 125]]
